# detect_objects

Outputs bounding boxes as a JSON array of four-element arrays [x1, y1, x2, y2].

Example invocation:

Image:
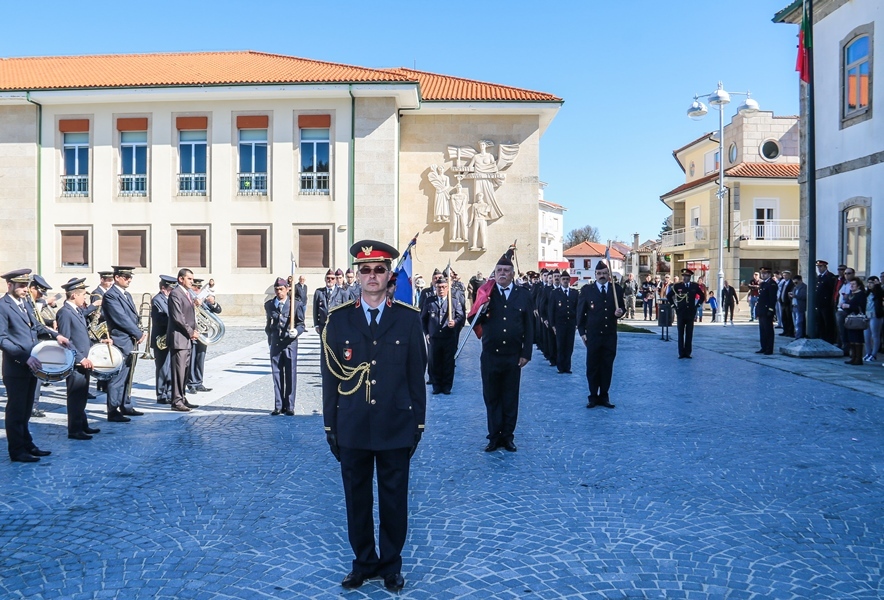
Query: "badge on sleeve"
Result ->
[[344, 348, 353, 361]]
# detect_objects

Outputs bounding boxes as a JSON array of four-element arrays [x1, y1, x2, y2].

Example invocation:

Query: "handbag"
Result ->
[[845, 314, 870, 330]]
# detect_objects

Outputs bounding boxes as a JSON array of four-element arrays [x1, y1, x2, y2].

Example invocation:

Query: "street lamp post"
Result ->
[[687, 82, 759, 322]]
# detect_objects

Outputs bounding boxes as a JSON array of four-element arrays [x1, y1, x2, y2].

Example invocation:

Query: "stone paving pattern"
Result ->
[[1, 319, 882, 599]]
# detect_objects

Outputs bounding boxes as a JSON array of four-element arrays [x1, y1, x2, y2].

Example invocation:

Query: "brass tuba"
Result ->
[[87, 292, 108, 342], [196, 303, 225, 345]]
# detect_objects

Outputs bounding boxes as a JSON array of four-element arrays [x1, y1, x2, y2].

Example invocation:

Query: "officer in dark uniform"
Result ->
[[545, 270, 560, 367], [576, 261, 624, 408], [667, 268, 705, 359], [532, 269, 548, 355], [814, 259, 838, 343], [756, 266, 778, 355], [265, 276, 306, 415], [418, 269, 442, 308], [87, 270, 114, 395], [0, 269, 71, 462], [151, 275, 176, 404], [55, 277, 101, 439], [536, 271, 551, 361], [475, 251, 534, 452], [101, 266, 146, 421], [322, 240, 427, 593], [549, 269, 579, 374], [313, 269, 346, 334], [420, 277, 465, 395]]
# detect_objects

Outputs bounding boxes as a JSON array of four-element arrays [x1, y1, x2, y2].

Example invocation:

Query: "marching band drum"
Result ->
[[30, 341, 76, 383]]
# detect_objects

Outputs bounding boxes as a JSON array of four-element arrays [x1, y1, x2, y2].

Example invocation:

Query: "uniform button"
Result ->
[[503, 340, 506, 344], [503, 329, 507, 332], [371, 380, 376, 385], [371, 360, 376, 365], [395, 340, 400, 345], [503, 317, 507, 321], [345, 340, 349, 344], [373, 341, 377, 345], [370, 399, 376, 405]]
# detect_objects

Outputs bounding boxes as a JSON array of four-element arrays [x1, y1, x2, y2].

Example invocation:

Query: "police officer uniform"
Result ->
[[576, 261, 624, 407], [814, 260, 838, 344], [756, 267, 778, 355], [151, 275, 176, 404], [313, 269, 347, 334], [322, 240, 427, 592], [667, 269, 705, 359], [420, 278, 465, 395], [101, 266, 144, 421], [549, 270, 579, 374], [265, 277, 306, 415]]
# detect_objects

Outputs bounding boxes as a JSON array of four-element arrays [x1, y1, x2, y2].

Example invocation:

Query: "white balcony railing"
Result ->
[[299, 172, 329, 195], [734, 219, 800, 242], [61, 175, 89, 197], [178, 173, 207, 196], [238, 172, 267, 195], [119, 174, 147, 196], [661, 226, 708, 248]]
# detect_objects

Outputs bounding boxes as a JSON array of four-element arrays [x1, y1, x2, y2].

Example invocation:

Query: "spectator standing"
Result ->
[[622, 273, 639, 319], [840, 277, 866, 365], [640, 275, 656, 321], [835, 266, 855, 355], [706, 291, 718, 323], [863, 276, 884, 362], [789, 275, 808, 339], [721, 280, 739, 325], [747, 272, 761, 321], [814, 260, 838, 344], [778, 271, 795, 337]]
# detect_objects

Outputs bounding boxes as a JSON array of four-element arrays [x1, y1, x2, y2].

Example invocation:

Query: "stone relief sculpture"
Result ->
[[428, 164, 452, 223], [449, 183, 469, 243], [469, 192, 491, 251], [447, 140, 520, 220]]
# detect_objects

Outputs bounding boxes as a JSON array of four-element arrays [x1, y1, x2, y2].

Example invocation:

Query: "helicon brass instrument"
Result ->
[[196, 303, 225, 345]]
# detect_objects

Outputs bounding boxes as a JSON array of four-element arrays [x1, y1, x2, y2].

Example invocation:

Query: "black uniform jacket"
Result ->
[[322, 299, 427, 451], [150, 293, 170, 350], [815, 270, 837, 308], [313, 286, 347, 330], [476, 285, 534, 360], [0, 294, 58, 378], [666, 282, 706, 315], [577, 282, 625, 338], [264, 296, 306, 348], [100, 286, 141, 356], [549, 287, 579, 326], [757, 278, 778, 315], [55, 304, 90, 364], [420, 295, 465, 339]]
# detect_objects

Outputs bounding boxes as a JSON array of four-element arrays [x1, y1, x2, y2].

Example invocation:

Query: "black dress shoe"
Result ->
[[763, 351, 773, 355], [156, 399, 171, 405], [195, 385, 212, 392], [121, 408, 144, 416], [83, 426, 101, 434], [32, 409, 46, 418], [11, 453, 39, 463], [442, 390, 451, 395], [484, 441, 499, 452], [755, 349, 765, 354], [586, 397, 598, 408], [87, 392, 97, 400], [28, 447, 51, 457], [285, 410, 294, 416], [183, 400, 199, 409], [600, 401, 616, 409], [383, 573, 405, 591], [187, 386, 198, 394], [170, 403, 191, 412], [431, 388, 441, 395], [502, 440, 517, 452], [108, 412, 131, 422], [341, 571, 372, 589], [270, 410, 281, 416], [68, 432, 92, 440], [685, 355, 692, 359]]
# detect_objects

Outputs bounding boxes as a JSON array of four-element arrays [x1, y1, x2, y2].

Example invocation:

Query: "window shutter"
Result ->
[[118, 231, 147, 268], [298, 114, 331, 128], [236, 115, 269, 129], [61, 231, 89, 266], [117, 118, 149, 132], [59, 119, 89, 133], [236, 230, 267, 268], [177, 230, 207, 268], [299, 230, 329, 268], [176, 116, 208, 130]]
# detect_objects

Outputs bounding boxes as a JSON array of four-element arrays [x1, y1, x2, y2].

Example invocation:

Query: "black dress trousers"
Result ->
[[480, 352, 521, 445], [584, 333, 617, 399], [66, 367, 90, 434]]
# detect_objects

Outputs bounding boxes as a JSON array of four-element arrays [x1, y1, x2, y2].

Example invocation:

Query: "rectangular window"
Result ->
[[120, 130, 148, 196], [845, 35, 870, 115], [62, 132, 89, 196], [298, 229, 329, 268], [60, 230, 89, 267], [704, 150, 719, 175], [583, 259, 590, 269], [690, 207, 700, 228], [118, 230, 148, 268], [238, 129, 268, 194], [300, 128, 330, 194], [177, 229, 207, 268], [236, 229, 268, 268], [179, 130, 207, 195]]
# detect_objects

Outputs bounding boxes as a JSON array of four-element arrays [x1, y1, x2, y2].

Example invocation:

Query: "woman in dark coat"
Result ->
[[840, 277, 867, 365], [863, 276, 884, 361]]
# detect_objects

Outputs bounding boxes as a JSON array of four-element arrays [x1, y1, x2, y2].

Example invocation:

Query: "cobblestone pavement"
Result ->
[[1, 324, 882, 599]]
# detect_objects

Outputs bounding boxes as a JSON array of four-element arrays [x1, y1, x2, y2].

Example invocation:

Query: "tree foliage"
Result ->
[[564, 225, 600, 249], [659, 215, 673, 236]]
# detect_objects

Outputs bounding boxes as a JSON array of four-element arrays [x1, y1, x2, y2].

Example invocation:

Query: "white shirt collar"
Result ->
[[361, 296, 386, 324]]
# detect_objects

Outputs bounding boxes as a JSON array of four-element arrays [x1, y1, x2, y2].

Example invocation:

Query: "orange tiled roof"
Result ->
[[661, 163, 799, 200], [563, 241, 626, 260], [388, 67, 561, 102], [0, 51, 561, 103]]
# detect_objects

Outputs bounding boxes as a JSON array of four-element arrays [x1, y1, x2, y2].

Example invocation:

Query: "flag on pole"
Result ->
[[605, 240, 611, 264], [393, 241, 415, 304], [466, 279, 495, 339], [796, 0, 812, 84]]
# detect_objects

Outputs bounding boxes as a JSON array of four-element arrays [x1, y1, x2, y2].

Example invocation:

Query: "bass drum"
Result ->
[[30, 341, 76, 383], [87, 343, 124, 381]]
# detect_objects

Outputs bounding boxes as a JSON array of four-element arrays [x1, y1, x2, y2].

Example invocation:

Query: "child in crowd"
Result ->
[[706, 291, 719, 323]]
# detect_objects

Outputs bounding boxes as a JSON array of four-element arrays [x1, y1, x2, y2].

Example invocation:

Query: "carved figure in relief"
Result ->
[[428, 165, 452, 223], [449, 183, 469, 243], [447, 140, 520, 220], [469, 192, 491, 251]]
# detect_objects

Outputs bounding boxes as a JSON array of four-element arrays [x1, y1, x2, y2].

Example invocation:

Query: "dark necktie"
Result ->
[[369, 308, 379, 337], [18, 302, 27, 316], [602, 285, 607, 295]]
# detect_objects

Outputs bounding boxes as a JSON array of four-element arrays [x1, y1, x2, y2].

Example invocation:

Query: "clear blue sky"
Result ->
[[1, 0, 801, 244]]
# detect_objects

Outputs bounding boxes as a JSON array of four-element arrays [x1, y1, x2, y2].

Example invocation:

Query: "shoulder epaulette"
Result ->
[[393, 300, 420, 312], [329, 300, 355, 313]]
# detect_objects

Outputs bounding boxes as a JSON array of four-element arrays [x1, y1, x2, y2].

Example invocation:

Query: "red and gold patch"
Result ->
[[344, 348, 353, 361]]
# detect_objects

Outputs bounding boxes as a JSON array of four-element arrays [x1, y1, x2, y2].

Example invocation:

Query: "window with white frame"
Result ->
[[300, 128, 330, 194], [703, 150, 719, 175], [62, 133, 89, 196], [690, 206, 700, 228], [845, 35, 870, 116], [843, 205, 869, 277], [120, 131, 148, 196], [238, 129, 267, 195], [179, 130, 207, 195], [60, 229, 90, 268]]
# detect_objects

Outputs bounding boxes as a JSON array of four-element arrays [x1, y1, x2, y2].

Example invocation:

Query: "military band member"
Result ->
[[0, 269, 71, 462], [577, 261, 624, 408], [532, 269, 548, 355], [265, 277, 306, 416], [56, 277, 102, 439], [87, 270, 114, 394], [100, 266, 146, 421], [420, 277, 465, 395], [756, 266, 778, 355], [666, 268, 705, 359], [549, 270, 579, 374], [314, 269, 346, 334], [187, 278, 216, 394], [168, 268, 199, 412], [475, 251, 534, 452], [322, 240, 427, 592], [342, 267, 361, 301], [151, 275, 176, 404], [27, 274, 56, 418]]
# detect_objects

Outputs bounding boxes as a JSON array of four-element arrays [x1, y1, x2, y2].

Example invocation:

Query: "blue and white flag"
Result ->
[[394, 247, 414, 305]]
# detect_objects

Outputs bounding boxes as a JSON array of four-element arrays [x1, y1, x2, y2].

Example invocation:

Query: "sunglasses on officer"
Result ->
[[358, 266, 389, 275]]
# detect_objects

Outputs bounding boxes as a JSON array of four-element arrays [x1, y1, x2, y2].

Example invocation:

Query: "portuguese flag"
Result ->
[[796, 0, 812, 83]]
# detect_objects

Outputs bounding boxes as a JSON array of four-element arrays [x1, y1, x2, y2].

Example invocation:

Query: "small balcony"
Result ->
[[660, 226, 709, 252], [299, 172, 329, 195], [178, 173, 207, 196], [733, 219, 799, 249], [238, 172, 267, 195], [61, 175, 89, 197], [119, 174, 147, 196]]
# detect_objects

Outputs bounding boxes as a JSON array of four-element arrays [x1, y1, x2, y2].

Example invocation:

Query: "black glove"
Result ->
[[326, 432, 341, 462], [409, 431, 423, 459]]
